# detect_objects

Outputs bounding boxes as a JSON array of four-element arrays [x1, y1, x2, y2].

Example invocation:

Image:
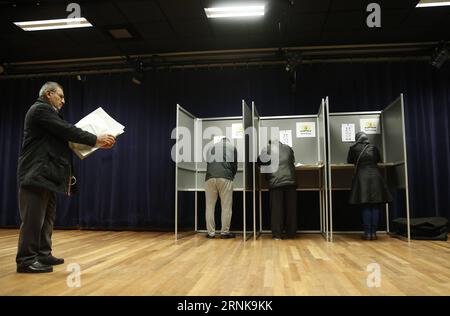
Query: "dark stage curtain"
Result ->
[[1, 61, 449, 229]]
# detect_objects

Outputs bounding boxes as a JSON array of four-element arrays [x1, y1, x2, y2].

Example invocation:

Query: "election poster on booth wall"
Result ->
[[360, 118, 380, 134], [296, 122, 316, 138], [341, 123, 355, 142], [279, 130, 293, 147]]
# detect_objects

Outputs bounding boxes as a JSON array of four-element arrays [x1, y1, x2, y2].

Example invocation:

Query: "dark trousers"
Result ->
[[269, 186, 297, 238], [16, 186, 56, 267], [362, 204, 380, 235]]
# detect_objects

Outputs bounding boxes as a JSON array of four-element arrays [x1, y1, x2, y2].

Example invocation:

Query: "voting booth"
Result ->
[[254, 99, 329, 240], [174, 101, 255, 240], [326, 94, 411, 241], [175, 95, 410, 242]]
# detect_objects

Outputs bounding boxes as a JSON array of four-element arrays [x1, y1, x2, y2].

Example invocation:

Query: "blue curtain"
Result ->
[[1, 61, 449, 229]]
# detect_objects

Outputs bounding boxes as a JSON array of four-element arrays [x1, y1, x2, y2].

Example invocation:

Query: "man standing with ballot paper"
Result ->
[[16, 82, 116, 273]]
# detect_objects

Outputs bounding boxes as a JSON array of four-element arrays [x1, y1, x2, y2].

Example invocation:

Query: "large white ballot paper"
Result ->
[[69, 107, 124, 159]]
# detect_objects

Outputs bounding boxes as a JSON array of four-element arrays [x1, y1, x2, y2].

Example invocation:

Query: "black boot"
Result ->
[[361, 234, 371, 240], [370, 226, 378, 240], [361, 225, 371, 240]]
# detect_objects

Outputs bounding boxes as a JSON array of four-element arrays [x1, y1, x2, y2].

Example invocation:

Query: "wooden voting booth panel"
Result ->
[[259, 167, 323, 190]]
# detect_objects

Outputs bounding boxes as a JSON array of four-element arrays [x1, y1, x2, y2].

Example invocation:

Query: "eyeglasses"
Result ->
[[51, 91, 65, 99]]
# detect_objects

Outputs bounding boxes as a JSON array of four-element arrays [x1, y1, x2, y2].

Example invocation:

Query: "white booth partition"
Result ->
[[175, 101, 255, 241], [255, 99, 328, 239], [326, 94, 411, 241]]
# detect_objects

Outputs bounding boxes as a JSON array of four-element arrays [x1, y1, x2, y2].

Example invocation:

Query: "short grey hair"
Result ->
[[39, 81, 63, 98]]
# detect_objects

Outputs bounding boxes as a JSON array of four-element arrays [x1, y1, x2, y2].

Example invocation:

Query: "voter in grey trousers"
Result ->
[[204, 137, 238, 239]]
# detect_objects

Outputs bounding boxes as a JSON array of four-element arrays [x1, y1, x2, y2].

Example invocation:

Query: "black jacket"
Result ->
[[259, 141, 297, 189], [347, 142, 392, 205], [17, 98, 97, 194], [205, 139, 238, 182]]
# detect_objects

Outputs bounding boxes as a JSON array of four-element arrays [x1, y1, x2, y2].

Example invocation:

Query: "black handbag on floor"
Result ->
[[392, 217, 448, 241]]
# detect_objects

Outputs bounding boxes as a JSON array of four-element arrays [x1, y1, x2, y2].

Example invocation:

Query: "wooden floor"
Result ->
[[0, 229, 449, 296]]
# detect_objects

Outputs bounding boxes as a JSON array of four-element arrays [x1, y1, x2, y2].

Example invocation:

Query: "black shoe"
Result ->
[[361, 234, 371, 240], [220, 232, 235, 239], [17, 261, 53, 273], [39, 255, 64, 266], [370, 233, 378, 240], [206, 234, 215, 239]]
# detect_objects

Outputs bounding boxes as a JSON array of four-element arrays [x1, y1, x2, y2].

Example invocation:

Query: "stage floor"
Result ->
[[0, 229, 449, 296]]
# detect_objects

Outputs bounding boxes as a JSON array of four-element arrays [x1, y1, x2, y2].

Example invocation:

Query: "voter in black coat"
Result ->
[[259, 140, 297, 240], [16, 82, 116, 273], [347, 131, 392, 240]]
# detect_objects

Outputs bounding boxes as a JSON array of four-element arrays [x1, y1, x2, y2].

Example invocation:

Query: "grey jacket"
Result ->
[[205, 139, 238, 182]]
